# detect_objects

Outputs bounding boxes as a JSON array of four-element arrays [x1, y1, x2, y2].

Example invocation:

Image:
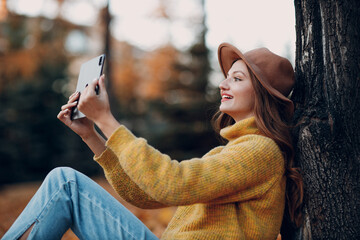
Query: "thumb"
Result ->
[[99, 74, 107, 94]]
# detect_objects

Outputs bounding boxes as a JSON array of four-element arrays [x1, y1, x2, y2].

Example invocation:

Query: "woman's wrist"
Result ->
[[95, 112, 120, 139], [81, 130, 106, 157], [80, 128, 98, 142]]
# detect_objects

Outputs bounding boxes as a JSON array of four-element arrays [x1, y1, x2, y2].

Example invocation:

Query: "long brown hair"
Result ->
[[212, 66, 304, 227]]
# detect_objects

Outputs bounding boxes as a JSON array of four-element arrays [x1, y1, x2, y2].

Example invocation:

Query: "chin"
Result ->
[[220, 109, 234, 119], [219, 105, 229, 113]]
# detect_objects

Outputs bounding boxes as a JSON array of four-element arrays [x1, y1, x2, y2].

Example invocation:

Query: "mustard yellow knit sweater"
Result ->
[[94, 117, 286, 240]]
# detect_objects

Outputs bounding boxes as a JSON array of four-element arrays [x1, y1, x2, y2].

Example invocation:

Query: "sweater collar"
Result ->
[[220, 117, 261, 142]]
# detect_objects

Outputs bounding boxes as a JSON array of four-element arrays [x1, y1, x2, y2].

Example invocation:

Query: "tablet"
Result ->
[[71, 54, 106, 120]]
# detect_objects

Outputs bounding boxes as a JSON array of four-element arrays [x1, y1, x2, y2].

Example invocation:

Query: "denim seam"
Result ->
[[35, 180, 71, 222], [16, 180, 69, 239]]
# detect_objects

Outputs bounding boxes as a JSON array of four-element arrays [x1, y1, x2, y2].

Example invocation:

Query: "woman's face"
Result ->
[[219, 60, 255, 122]]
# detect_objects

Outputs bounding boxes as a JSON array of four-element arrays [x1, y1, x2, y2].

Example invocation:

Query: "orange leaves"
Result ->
[[0, 50, 39, 81], [111, 43, 179, 103], [140, 45, 178, 100]]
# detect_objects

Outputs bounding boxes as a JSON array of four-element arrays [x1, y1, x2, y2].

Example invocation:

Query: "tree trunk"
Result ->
[[102, 1, 119, 115], [104, 1, 111, 86], [292, 0, 360, 239]]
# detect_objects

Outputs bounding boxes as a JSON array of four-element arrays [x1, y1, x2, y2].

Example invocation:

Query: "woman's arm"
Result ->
[[58, 90, 167, 209], [102, 126, 284, 206], [94, 148, 168, 209], [81, 130, 106, 157]]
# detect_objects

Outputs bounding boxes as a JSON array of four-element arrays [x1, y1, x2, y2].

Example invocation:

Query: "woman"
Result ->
[[3, 43, 303, 240]]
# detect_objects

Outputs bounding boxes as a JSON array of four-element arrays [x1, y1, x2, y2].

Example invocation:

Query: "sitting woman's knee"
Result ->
[[49, 166, 75, 175], [45, 167, 77, 183]]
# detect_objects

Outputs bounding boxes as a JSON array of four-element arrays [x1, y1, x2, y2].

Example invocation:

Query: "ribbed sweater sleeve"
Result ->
[[99, 124, 284, 206], [94, 147, 168, 209]]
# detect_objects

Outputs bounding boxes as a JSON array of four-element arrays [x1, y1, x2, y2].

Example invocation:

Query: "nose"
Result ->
[[219, 78, 229, 91]]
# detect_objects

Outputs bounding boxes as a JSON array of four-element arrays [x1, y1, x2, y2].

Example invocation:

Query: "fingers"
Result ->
[[99, 74, 106, 89], [57, 109, 68, 119], [88, 78, 99, 96], [80, 76, 101, 102], [61, 101, 77, 111], [69, 91, 78, 99], [57, 109, 71, 124], [77, 75, 107, 119], [98, 74, 108, 97], [68, 91, 80, 103], [81, 74, 105, 97], [58, 93, 78, 125]]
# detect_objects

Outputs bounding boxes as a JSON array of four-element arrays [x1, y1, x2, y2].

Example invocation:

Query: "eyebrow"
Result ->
[[227, 70, 246, 76]]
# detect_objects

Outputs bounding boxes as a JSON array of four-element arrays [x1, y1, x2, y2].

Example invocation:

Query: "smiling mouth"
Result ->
[[221, 94, 233, 102]]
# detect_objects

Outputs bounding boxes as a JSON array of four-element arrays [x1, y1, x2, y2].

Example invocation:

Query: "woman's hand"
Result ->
[[77, 74, 112, 125], [77, 74, 120, 138], [57, 91, 96, 140]]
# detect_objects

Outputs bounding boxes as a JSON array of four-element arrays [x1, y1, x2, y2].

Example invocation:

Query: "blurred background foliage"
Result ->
[[0, 0, 221, 184]]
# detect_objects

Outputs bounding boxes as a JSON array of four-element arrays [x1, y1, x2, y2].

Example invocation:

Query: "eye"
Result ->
[[234, 77, 242, 82]]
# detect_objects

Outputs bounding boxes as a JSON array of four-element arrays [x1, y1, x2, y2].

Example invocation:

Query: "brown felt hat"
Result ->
[[218, 42, 295, 116]]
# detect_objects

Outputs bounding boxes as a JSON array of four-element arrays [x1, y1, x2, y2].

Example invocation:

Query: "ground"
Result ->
[[0, 176, 176, 239]]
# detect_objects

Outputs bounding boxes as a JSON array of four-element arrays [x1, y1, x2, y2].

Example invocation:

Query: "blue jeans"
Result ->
[[2, 167, 159, 240]]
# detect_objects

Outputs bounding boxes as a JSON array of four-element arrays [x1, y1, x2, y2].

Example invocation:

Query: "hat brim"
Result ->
[[217, 43, 294, 116]]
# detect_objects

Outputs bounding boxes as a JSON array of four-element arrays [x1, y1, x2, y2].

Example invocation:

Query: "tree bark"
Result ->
[[104, 1, 111, 85], [102, 1, 119, 114], [292, 0, 360, 239]]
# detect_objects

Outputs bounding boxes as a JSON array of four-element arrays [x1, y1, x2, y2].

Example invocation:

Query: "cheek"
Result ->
[[247, 89, 256, 107], [237, 86, 255, 107]]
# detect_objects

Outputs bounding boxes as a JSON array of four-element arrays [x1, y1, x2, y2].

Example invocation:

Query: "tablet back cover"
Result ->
[[72, 54, 105, 120]]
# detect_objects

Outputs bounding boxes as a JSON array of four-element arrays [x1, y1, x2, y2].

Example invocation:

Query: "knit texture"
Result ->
[[94, 117, 286, 239]]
